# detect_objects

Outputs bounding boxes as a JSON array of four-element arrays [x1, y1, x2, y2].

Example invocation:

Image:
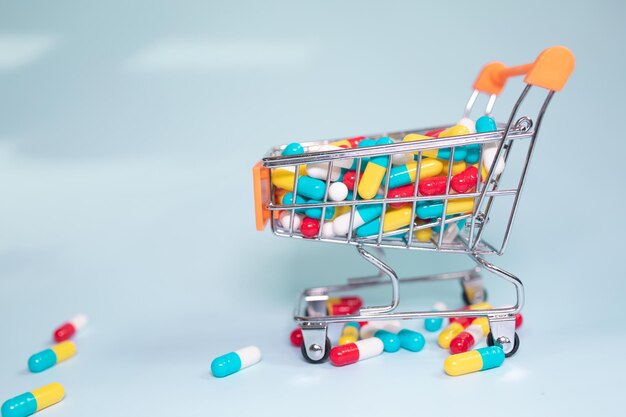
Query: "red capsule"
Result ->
[[329, 343, 360, 366], [347, 136, 366, 148], [448, 316, 474, 327], [451, 166, 478, 193], [340, 296, 363, 311], [290, 328, 303, 347], [330, 304, 352, 316], [418, 176, 447, 196], [387, 184, 417, 208], [54, 323, 76, 343], [515, 313, 523, 328], [300, 217, 320, 238], [425, 128, 445, 138], [449, 331, 474, 354], [342, 170, 357, 191]]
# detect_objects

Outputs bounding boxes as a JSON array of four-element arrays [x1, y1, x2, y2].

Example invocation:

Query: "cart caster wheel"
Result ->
[[462, 289, 488, 305], [301, 337, 331, 364], [487, 331, 519, 358]]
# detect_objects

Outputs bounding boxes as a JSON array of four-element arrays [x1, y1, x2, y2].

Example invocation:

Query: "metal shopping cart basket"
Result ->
[[253, 46, 574, 363]]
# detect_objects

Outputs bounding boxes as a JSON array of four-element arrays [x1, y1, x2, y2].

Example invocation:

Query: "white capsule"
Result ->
[[236, 346, 262, 368], [306, 145, 354, 169], [328, 182, 349, 202], [482, 144, 505, 176], [279, 211, 302, 231], [70, 314, 88, 331], [465, 324, 486, 341], [391, 153, 412, 166], [360, 320, 403, 339], [306, 163, 342, 181], [321, 221, 335, 238], [457, 117, 476, 134], [333, 210, 365, 236], [354, 337, 384, 360]]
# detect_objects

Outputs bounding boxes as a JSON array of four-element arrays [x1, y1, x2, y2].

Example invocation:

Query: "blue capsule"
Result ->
[[476, 116, 497, 133], [374, 330, 401, 353], [282, 142, 304, 156], [295, 176, 326, 200], [304, 200, 335, 220], [211, 346, 262, 378], [398, 329, 425, 352], [464, 144, 481, 164], [281, 192, 307, 213], [424, 317, 443, 332]]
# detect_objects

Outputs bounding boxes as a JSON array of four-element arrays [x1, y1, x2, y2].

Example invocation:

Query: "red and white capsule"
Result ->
[[53, 314, 88, 343], [449, 317, 489, 354], [329, 337, 384, 366]]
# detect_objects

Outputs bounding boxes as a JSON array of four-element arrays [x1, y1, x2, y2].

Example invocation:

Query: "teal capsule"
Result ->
[[1, 393, 37, 417], [27, 349, 57, 373], [398, 329, 425, 352], [416, 200, 444, 219], [282, 142, 304, 156], [424, 317, 443, 332], [436, 147, 467, 162], [281, 192, 307, 213], [305, 200, 335, 220], [295, 176, 327, 200], [464, 144, 481, 164], [350, 138, 377, 170], [211, 346, 262, 378], [374, 330, 401, 353], [479, 345, 506, 370], [476, 116, 497, 133]]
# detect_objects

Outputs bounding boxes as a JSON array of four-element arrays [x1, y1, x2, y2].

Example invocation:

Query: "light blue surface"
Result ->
[[1, 0, 625, 416]]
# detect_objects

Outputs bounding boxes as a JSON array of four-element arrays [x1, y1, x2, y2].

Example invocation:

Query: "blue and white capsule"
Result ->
[[332, 197, 383, 236], [211, 346, 262, 378]]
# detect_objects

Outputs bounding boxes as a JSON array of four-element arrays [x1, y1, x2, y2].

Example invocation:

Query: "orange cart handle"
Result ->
[[473, 46, 575, 95]]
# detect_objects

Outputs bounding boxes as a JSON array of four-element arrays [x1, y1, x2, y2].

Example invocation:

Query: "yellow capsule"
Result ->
[[442, 160, 467, 176], [406, 159, 444, 182], [473, 317, 490, 335], [382, 207, 414, 233], [358, 162, 387, 200], [438, 322, 465, 348], [330, 139, 352, 148], [468, 302, 492, 310], [334, 205, 351, 217], [50, 341, 76, 363], [31, 382, 65, 412], [472, 163, 489, 183], [415, 226, 433, 242], [343, 326, 359, 338], [444, 350, 483, 376], [271, 166, 308, 191], [439, 125, 470, 138], [446, 198, 475, 215], [402, 133, 439, 159], [339, 335, 358, 345]]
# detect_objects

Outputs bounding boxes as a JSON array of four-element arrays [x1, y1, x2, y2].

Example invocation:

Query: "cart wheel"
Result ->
[[487, 331, 519, 358], [300, 337, 331, 364], [462, 289, 488, 305]]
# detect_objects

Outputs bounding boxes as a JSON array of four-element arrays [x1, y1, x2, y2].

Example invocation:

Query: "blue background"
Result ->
[[1, 1, 624, 415]]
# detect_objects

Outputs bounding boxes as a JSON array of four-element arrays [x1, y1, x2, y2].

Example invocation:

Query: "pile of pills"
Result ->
[[273, 116, 505, 242], [288, 298, 523, 376], [2, 314, 87, 417]]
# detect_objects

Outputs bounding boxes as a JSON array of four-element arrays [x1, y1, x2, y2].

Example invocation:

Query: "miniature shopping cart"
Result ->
[[253, 46, 574, 363]]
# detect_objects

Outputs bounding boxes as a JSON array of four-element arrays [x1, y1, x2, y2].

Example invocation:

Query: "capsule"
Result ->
[[416, 198, 474, 220], [280, 192, 307, 213], [279, 211, 302, 232], [450, 317, 490, 354], [328, 296, 363, 315], [358, 137, 394, 200], [424, 302, 447, 332], [451, 166, 479, 193], [388, 159, 443, 189], [211, 346, 262, 378], [356, 206, 414, 237], [386, 184, 417, 208], [442, 160, 467, 176], [457, 118, 476, 134], [290, 328, 303, 347], [414, 220, 433, 242], [28, 341, 76, 373], [328, 182, 349, 202], [435, 125, 470, 161], [1, 383, 65, 417], [53, 314, 88, 343], [282, 142, 304, 156], [444, 346, 505, 376], [397, 329, 425, 352], [418, 176, 447, 196], [306, 163, 342, 181], [475, 116, 505, 177], [359, 320, 402, 339], [333, 198, 383, 236], [270, 166, 308, 190], [341, 170, 357, 190], [372, 330, 401, 352], [392, 133, 441, 165], [304, 200, 335, 220], [329, 337, 384, 366], [438, 317, 473, 349], [339, 322, 361, 345]]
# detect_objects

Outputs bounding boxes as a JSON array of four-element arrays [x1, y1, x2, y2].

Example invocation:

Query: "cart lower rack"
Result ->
[[253, 46, 574, 363]]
